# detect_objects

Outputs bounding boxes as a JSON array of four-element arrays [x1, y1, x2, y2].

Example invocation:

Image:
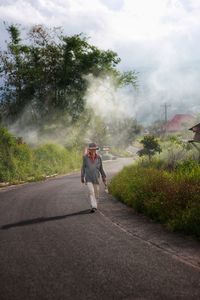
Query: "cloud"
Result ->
[[1, 0, 200, 57], [1, 0, 200, 49]]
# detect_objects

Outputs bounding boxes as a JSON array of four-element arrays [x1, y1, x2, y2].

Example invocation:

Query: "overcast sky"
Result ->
[[0, 0, 200, 123]]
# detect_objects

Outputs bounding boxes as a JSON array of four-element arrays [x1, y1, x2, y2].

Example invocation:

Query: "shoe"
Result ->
[[91, 208, 97, 213]]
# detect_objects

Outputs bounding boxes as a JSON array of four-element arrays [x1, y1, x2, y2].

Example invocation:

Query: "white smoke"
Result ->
[[84, 74, 137, 120]]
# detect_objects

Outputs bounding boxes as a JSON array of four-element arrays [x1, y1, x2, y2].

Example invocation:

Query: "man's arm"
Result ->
[[81, 156, 86, 183], [99, 157, 106, 183]]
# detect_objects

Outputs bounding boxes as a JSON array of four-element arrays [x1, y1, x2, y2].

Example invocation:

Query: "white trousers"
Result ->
[[87, 182, 100, 209]]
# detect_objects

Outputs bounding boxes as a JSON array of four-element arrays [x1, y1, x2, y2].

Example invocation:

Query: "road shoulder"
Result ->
[[99, 189, 200, 270]]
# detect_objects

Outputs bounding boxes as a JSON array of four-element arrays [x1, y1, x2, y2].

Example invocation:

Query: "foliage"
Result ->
[[138, 136, 199, 171], [113, 70, 138, 88], [0, 127, 81, 183], [33, 144, 81, 175], [109, 163, 200, 238], [0, 127, 33, 181], [137, 135, 162, 161], [0, 24, 137, 129]]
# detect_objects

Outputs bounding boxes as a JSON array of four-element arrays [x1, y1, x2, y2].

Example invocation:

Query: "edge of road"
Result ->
[[98, 190, 200, 271]]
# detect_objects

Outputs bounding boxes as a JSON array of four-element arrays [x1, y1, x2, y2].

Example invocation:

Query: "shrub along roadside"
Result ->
[[0, 127, 82, 184], [109, 164, 200, 239]]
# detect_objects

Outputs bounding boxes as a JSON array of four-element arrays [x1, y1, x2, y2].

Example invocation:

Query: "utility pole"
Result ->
[[161, 103, 171, 135], [161, 103, 171, 123]]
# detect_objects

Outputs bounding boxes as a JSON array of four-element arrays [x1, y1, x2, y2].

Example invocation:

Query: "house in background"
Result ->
[[188, 123, 200, 142], [188, 123, 200, 161], [163, 114, 195, 133]]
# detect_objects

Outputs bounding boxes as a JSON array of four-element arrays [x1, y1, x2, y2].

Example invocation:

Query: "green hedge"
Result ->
[[109, 164, 200, 238], [0, 127, 81, 183]]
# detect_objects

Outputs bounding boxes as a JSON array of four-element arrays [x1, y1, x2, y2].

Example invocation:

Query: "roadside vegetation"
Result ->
[[0, 127, 81, 184], [109, 136, 200, 239]]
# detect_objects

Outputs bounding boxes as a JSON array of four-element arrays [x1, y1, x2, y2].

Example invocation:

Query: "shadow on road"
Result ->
[[1, 209, 91, 230]]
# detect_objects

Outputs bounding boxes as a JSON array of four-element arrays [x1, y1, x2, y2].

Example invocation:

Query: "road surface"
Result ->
[[0, 158, 200, 300]]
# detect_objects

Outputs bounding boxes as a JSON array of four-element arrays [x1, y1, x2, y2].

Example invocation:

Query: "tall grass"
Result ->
[[0, 127, 82, 183], [109, 160, 200, 239]]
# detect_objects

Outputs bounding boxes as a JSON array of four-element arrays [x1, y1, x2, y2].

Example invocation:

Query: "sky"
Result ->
[[0, 0, 200, 124]]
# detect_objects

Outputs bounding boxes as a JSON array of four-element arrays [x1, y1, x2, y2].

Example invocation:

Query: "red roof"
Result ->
[[165, 114, 195, 132]]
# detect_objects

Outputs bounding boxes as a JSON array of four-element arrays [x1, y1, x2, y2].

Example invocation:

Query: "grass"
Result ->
[[109, 160, 200, 239], [0, 127, 82, 184]]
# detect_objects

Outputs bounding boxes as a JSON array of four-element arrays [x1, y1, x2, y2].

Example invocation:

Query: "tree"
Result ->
[[138, 135, 162, 161], [0, 24, 138, 129], [0, 25, 30, 121]]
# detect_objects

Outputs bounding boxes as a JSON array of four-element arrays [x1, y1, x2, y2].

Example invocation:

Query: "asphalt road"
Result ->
[[0, 158, 200, 300]]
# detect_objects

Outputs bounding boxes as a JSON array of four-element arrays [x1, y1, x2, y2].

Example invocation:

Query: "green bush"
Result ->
[[12, 143, 33, 181], [0, 127, 24, 182], [33, 144, 81, 175], [109, 163, 200, 238], [0, 127, 81, 183]]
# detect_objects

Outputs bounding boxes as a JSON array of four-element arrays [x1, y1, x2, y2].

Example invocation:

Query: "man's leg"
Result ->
[[93, 184, 100, 204], [87, 182, 97, 210]]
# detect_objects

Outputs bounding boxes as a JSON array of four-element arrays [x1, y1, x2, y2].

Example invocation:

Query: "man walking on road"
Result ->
[[81, 143, 107, 213]]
